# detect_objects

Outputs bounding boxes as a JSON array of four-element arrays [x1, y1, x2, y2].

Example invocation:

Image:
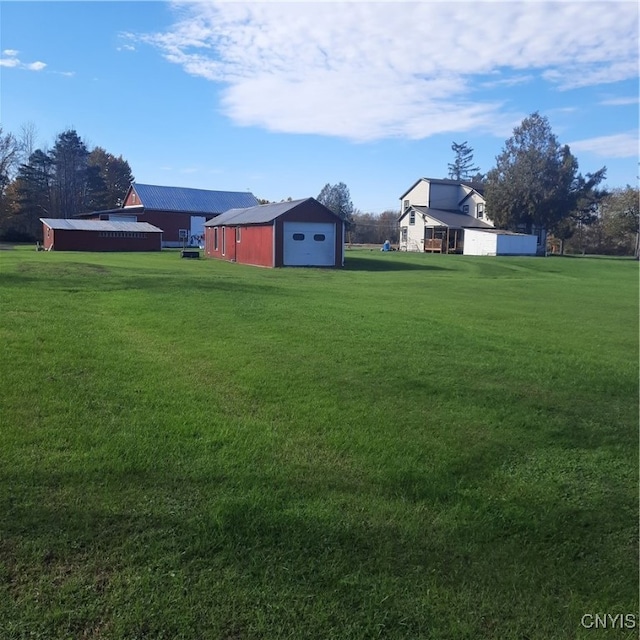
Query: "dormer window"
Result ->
[[477, 203, 485, 219]]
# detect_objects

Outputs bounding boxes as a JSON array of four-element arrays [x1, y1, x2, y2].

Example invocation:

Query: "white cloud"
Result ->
[[569, 132, 639, 158], [139, 1, 639, 141], [0, 57, 20, 68], [0, 49, 47, 71], [600, 96, 640, 106]]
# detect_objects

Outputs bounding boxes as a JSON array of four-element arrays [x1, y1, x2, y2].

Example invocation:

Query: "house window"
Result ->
[[403, 199, 410, 211], [409, 211, 415, 225], [214, 228, 218, 251], [222, 227, 226, 255], [401, 227, 408, 242], [477, 203, 485, 219], [236, 227, 241, 243], [462, 204, 469, 214]]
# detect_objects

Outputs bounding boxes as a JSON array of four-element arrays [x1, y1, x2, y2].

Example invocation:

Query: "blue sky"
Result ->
[[1, 0, 638, 213]]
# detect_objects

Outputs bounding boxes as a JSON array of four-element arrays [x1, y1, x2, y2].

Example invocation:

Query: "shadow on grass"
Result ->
[[1, 458, 635, 639], [344, 255, 449, 272]]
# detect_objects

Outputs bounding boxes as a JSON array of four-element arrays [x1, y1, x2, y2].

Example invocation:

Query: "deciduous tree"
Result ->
[[0, 126, 20, 197], [317, 182, 354, 228]]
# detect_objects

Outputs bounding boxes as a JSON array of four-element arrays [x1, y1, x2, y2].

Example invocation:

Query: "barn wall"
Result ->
[[44, 228, 161, 252], [134, 211, 187, 246], [123, 189, 140, 207]]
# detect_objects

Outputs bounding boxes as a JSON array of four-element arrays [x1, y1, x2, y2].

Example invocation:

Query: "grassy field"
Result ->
[[0, 246, 637, 639]]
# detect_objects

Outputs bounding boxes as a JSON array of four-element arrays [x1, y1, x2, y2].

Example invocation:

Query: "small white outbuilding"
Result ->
[[463, 229, 538, 256]]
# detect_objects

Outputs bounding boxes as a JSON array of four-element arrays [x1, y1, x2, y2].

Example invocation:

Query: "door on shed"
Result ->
[[283, 222, 335, 266]]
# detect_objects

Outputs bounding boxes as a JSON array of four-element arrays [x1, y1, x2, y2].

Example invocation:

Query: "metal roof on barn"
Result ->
[[204, 198, 315, 227], [40, 219, 162, 233], [130, 183, 259, 214]]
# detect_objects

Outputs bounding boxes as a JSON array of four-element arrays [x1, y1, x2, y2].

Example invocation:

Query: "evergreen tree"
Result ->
[[447, 141, 480, 181], [10, 150, 54, 239], [484, 112, 606, 235], [50, 129, 90, 218], [88, 147, 134, 209]]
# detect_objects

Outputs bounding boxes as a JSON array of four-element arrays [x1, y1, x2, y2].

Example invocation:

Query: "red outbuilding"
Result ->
[[204, 198, 344, 268], [76, 183, 260, 248], [40, 219, 163, 251]]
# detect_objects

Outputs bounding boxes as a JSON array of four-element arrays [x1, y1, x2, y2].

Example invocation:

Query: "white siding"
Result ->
[[403, 180, 429, 207], [463, 230, 498, 255], [496, 233, 537, 255], [399, 210, 425, 252], [107, 214, 137, 222], [463, 230, 538, 256]]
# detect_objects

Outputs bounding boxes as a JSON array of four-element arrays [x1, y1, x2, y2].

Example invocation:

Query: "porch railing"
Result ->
[[424, 238, 443, 252]]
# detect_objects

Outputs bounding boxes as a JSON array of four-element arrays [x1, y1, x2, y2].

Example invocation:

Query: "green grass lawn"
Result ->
[[0, 246, 637, 639]]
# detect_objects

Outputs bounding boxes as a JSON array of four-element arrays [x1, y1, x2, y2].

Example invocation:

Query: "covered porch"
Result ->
[[424, 226, 464, 254]]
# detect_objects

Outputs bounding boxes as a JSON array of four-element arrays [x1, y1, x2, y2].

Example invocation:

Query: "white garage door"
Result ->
[[283, 222, 335, 266]]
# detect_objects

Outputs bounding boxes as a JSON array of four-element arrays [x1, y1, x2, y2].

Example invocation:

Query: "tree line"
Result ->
[[1, 118, 637, 255], [448, 116, 638, 257], [0, 126, 133, 241]]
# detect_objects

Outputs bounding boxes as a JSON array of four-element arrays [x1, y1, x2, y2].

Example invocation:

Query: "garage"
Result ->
[[204, 198, 344, 268], [283, 222, 336, 266]]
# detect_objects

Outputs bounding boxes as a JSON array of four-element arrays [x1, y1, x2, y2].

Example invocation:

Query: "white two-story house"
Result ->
[[398, 178, 493, 253], [398, 177, 546, 255]]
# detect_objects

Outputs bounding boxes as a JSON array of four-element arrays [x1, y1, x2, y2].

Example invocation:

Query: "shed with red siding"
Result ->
[[40, 219, 163, 251], [75, 183, 259, 248], [204, 198, 344, 268]]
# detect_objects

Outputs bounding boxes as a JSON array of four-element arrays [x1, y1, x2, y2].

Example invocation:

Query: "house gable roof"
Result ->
[[411, 207, 493, 229], [126, 183, 259, 215], [205, 198, 340, 227], [40, 218, 162, 233], [458, 188, 485, 206], [399, 177, 485, 201]]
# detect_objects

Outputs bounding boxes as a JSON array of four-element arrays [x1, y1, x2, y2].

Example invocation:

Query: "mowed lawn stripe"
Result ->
[[0, 248, 637, 639]]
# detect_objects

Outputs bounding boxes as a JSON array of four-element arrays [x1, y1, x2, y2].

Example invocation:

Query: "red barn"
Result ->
[[204, 198, 344, 268], [75, 183, 259, 248], [40, 219, 163, 251]]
